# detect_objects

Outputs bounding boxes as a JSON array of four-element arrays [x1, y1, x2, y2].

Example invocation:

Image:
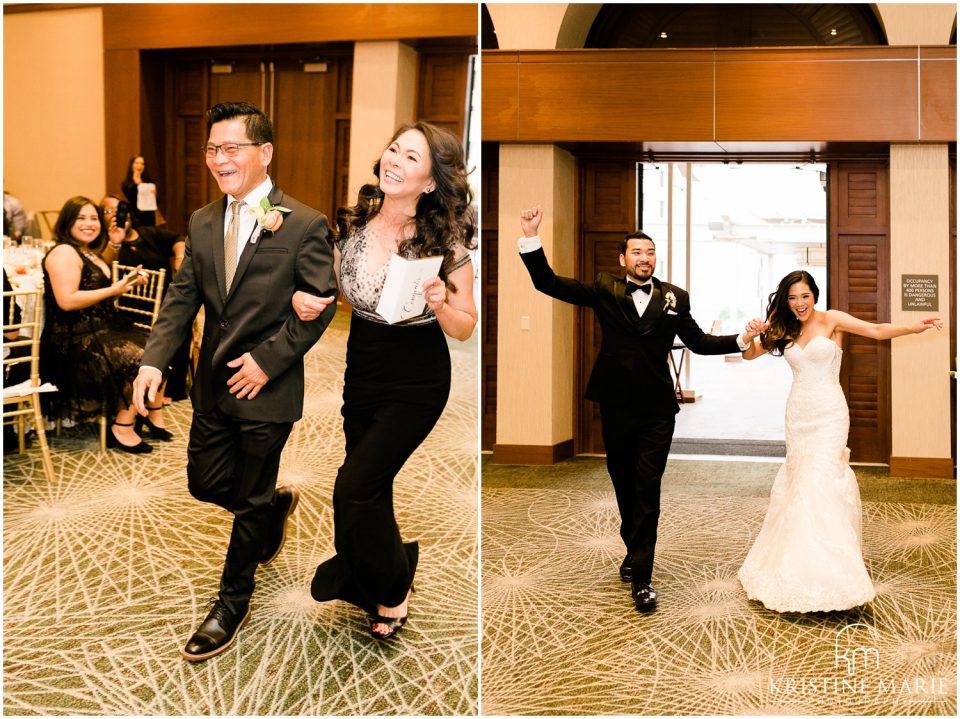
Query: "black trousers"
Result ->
[[186, 406, 292, 615], [599, 403, 676, 585], [312, 315, 450, 612]]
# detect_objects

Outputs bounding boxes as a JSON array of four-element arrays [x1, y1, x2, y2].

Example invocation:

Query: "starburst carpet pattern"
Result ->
[[482, 458, 956, 716], [3, 312, 478, 715]]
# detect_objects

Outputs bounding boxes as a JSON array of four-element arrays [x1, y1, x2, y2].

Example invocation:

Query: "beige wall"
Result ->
[[876, 3, 957, 44], [496, 144, 576, 448], [3, 7, 106, 218], [487, 3, 601, 50], [347, 41, 417, 201], [889, 144, 952, 461]]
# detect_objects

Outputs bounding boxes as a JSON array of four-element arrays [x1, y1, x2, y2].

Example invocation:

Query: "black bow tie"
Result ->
[[625, 281, 652, 296]]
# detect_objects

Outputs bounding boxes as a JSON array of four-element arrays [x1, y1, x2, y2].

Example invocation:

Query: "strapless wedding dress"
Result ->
[[738, 335, 876, 612]]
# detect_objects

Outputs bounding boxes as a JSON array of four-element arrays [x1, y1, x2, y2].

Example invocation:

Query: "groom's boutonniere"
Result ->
[[663, 290, 677, 311], [250, 197, 292, 238]]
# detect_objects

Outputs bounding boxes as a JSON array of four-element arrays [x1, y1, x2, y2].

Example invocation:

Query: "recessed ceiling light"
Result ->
[[830, 28, 838, 36], [660, 32, 668, 39]]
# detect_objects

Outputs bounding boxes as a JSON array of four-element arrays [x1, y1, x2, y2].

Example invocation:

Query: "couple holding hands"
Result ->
[[517, 206, 942, 615]]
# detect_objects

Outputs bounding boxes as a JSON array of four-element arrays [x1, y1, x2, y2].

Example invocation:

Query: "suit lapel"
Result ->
[[226, 185, 280, 302], [211, 196, 228, 304]]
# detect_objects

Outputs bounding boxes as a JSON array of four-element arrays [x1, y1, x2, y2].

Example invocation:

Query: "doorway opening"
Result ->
[[639, 161, 828, 454]]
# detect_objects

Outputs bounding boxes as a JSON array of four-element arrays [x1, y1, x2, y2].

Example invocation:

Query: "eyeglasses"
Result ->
[[202, 142, 263, 158], [102, 209, 116, 215]]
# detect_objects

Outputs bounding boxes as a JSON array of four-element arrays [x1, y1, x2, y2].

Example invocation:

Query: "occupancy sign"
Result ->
[[901, 274, 938, 311]]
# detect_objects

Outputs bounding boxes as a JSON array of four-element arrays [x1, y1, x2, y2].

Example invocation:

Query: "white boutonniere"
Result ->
[[664, 290, 677, 310], [249, 197, 292, 236]]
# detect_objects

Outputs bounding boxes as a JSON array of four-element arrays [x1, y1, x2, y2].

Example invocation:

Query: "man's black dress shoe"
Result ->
[[631, 582, 658, 612], [261, 485, 300, 565], [619, 555, 633, 583], [181, 599, 250, 661]]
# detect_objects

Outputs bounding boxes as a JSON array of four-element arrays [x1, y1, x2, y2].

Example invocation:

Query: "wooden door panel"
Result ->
[[272, 60, 339, 219], [481, 143, 499, 451], [579, 161, 636, 454], [830, 162, 891, 463]]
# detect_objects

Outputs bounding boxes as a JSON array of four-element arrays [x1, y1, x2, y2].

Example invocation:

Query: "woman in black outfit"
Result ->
[[120, 155, 158, 228], [294, 121, 477, 639], [39, 196, 163, 453]]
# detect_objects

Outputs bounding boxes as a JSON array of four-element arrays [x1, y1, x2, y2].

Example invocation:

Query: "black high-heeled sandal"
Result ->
[[369, 614, 407, 640], [369, 585, 414, 640], [107, 422, 153, 454], [135, 405, 174, 441]]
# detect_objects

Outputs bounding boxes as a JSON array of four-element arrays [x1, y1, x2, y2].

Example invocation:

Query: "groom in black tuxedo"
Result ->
[[133, 102, 338, 659], [518, 207, 759, 612]]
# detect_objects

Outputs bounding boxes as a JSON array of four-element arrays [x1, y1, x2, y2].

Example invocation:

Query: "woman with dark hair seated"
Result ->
[[294, 121, 477, 639], [40, 195, 166, 453]]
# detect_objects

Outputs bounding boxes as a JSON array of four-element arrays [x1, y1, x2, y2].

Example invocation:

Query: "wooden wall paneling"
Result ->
[[102, 4, 479, 51], [480, 57, 518, 142], [481, 143, 499, 451], [334, 57, 354, 216], [417, 51, 470, 139], [920, 48, 958, 141], [829, 162, 891, 463], [950, 156, 956, 466], [103, 49, 141, 198], [168, 59, 208, 235], [716, 54, 917, 141], [482, 47, 955, 145], [518, 59, 713, 143], [578, 161, 636, 454]]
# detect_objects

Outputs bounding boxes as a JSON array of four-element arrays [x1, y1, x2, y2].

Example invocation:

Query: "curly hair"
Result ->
[[336, 121, 476, 292], [760, 270, 820, 355], [53, 196, 107, 252]]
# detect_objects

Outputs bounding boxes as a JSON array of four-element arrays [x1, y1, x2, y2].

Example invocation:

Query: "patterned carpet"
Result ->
[[482, 459, 957, 716], [3, 311, 478, 715]]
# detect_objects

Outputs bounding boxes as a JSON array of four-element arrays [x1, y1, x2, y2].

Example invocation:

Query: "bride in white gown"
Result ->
[[737, 271, 942, 613]]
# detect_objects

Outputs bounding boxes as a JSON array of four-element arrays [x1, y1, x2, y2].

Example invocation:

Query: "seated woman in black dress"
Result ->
[[40, 196, 165, 454], [293, 121, 477, 639]]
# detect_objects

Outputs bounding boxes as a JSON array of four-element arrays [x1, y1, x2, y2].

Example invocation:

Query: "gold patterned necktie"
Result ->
[[224, 200, 242, 292]]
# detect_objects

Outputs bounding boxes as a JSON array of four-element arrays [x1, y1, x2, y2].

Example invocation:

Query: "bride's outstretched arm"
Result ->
[[827, 309, 943, 339]]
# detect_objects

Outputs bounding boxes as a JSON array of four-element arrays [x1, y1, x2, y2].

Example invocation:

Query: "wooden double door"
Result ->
[[144, 45, 353, 235]]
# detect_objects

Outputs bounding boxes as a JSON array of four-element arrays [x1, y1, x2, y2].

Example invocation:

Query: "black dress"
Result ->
[[39, 246, 148, 420], [311, 226, 471, 613]]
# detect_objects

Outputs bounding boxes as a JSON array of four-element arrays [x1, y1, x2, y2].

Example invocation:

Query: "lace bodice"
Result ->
[[337, 225, 471, 325]]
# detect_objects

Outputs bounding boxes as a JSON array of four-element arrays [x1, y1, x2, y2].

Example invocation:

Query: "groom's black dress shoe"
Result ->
[[261, 485, 300, 565], [619, 555, 633, 583], [632, 582, 658, 612], [181, 599, 250, 661]]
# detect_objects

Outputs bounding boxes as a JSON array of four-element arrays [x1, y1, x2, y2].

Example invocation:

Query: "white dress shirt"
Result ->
[[224, 176, 274, 275], [518, 234, 752, 350]]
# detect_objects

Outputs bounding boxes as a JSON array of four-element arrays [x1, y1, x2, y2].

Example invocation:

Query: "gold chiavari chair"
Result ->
[[2, 281, 56, 481]]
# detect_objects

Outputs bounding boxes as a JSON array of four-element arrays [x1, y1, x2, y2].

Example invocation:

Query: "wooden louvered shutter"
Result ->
[[829, 162, 891, 463]]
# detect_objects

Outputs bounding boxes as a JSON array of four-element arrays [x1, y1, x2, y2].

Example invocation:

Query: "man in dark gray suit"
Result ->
[[133, 102, 337, 660]]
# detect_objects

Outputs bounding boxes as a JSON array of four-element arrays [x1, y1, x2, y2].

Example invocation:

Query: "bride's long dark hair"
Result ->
[[760, 270, 820, 355], [335, 121, 476, 292]]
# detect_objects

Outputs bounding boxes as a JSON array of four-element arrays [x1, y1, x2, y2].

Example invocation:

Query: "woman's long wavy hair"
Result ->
[[335, 121, 476, 292], [760, 270, 820, 355], [53, 196, 107, 252]]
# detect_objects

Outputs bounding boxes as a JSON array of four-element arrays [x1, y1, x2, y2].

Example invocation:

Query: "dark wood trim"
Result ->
[[889, 457, 955, 479], [101, 4, 478, 50], [492, 440, 575, 465]]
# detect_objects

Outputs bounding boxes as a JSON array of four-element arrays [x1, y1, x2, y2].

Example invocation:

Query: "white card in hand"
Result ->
[[375, 254, 443, 324]]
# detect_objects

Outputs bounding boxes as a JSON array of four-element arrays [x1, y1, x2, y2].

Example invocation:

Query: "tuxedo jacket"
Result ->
[[521, 247, 739, 416], [141, 186, 338, 423]]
